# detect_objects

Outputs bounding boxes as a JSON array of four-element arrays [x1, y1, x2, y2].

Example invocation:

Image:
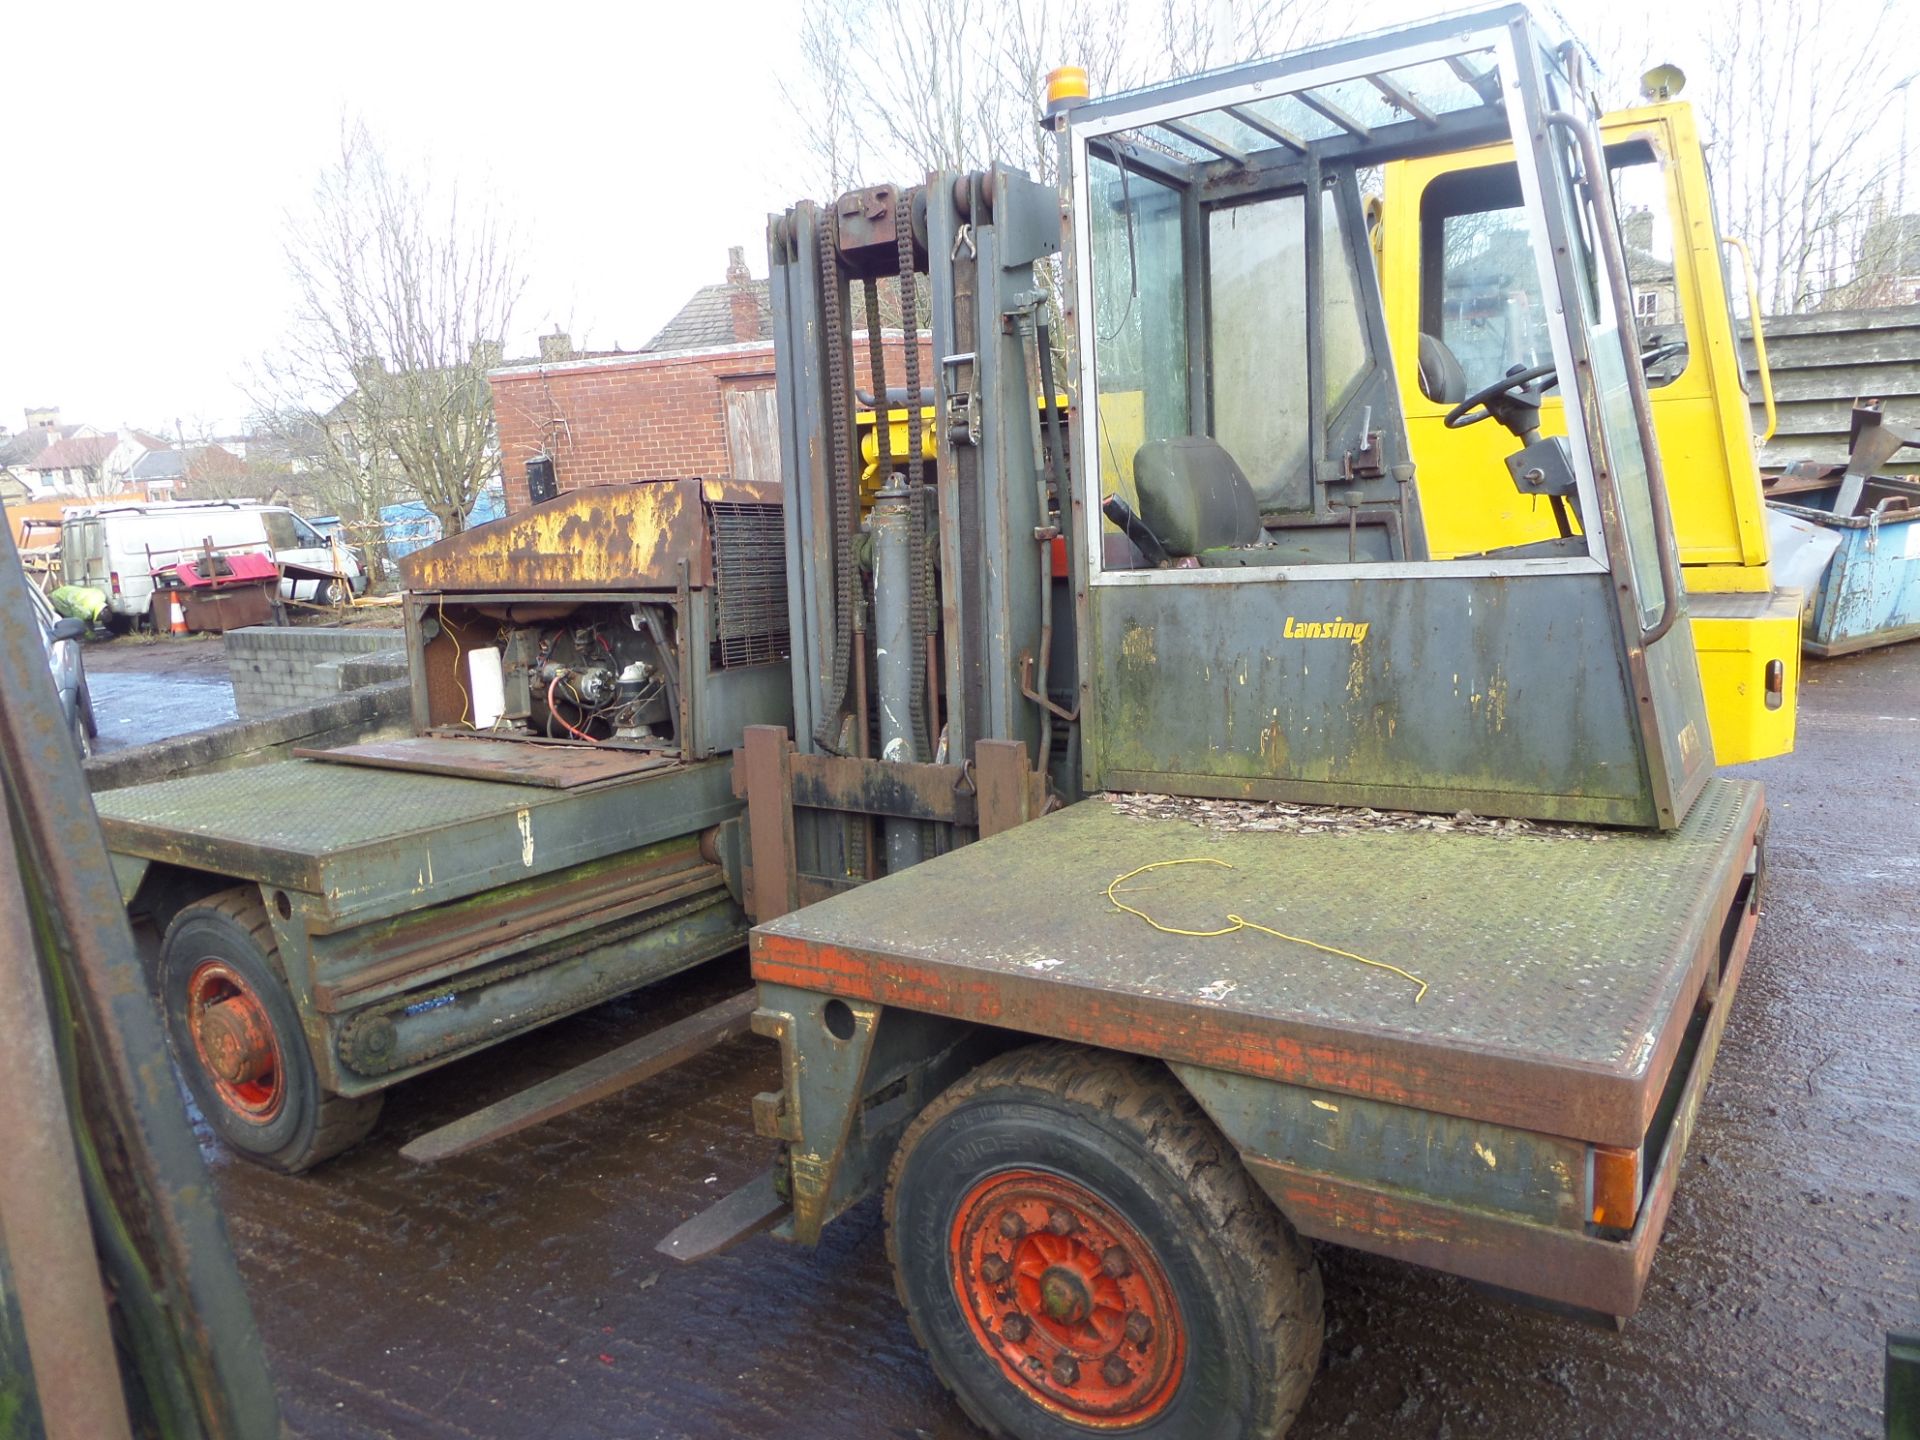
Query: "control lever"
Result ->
[[1102, 494, 1169, 567]]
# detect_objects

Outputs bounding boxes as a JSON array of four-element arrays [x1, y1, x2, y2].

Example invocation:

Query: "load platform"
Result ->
[[94, 747, 738, 928], [752, 777, 1766, 1150]]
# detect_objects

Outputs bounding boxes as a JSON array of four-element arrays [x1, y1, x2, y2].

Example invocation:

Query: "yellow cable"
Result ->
[[437, 592, 470, 728], [1105, 857, 1428, 1003]]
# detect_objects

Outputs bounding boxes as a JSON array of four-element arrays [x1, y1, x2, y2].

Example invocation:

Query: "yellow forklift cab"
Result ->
[[1379, 99, 1799, 764]]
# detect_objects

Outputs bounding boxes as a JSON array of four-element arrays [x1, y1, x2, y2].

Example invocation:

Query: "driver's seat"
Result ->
[[1417, 333, 1467, 405], [1133, 437, 1264, 563]]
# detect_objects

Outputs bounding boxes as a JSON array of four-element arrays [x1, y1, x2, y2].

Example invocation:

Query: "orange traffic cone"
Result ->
[[168, 594, 188, 635]]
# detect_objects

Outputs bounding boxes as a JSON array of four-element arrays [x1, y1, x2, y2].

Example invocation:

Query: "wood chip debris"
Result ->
[[1105, 791, 1606, 841]]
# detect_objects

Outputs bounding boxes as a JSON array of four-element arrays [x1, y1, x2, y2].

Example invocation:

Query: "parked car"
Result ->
[[31, 584, 95, 754], [58, 501, 365, 627]]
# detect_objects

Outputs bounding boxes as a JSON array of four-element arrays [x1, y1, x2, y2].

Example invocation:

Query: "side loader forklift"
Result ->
[[667, 9, 1769, 1438]]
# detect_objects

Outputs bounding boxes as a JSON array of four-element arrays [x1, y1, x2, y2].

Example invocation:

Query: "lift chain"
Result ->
[[814, 211, 857, 755], [864, 278, 892, 484], [899, 197, 932, 762]]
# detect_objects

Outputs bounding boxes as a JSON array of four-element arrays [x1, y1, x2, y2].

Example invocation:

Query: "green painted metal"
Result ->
[[755, 777, 1762, 1147], [1171, 1064, 1587, 1228], [750, 981, 981, 1245], [1089, 571, 1662, 825], [94, 756, 740, 928]]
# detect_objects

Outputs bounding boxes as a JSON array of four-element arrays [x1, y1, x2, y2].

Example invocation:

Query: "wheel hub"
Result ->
[[186, 960, 285, 1122], [950, 1169, 1185, 1427]]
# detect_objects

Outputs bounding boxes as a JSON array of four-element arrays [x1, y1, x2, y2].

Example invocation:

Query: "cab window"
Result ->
[[1421, 141, 1685, 396]]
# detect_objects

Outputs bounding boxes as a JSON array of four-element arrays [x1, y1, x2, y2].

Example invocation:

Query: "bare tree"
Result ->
[[250, 122, 525, 557], [1685, 0, 1913, 313], [783, 0, 1338, 198]]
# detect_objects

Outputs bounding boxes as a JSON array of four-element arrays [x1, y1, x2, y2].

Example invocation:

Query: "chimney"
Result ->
[[726, 245, 760, 343], [539, 329, 575, 363], [1622, 207, 1655, 256]]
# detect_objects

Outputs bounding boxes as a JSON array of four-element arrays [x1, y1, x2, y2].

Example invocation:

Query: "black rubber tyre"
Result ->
[[886, 1042, 1323, 1440], [77, 678, 98, 739], [159, 887, 381, 1172], [319, 578, 348, 608]]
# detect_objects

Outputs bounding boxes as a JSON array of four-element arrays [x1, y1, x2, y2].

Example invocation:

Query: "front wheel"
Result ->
[[159, 887, 382, 1172], [886, 1043, 1323, 1440]]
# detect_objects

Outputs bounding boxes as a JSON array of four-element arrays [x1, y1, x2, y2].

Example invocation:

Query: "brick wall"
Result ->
[[490, 333, 934, 512], [226, 627, 409, 718]]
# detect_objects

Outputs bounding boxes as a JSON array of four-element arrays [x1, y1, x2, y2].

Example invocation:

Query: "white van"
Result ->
[[59, 501, 365, 624]]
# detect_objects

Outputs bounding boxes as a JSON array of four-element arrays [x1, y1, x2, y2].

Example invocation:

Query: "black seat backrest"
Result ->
[[1133, 437, 1262, 557], [1417, 333, 1467, 405]]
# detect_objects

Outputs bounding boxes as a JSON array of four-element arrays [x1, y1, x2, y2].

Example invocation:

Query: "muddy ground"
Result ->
[[187, 646, 1917, 1440]]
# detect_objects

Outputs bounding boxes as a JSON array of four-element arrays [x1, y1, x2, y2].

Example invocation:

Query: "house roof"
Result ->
[[1, 423, 88, 468], [25, 434, 117, 472], [130, 448, 186, 481], [131, 444, 243, 483], [642, 279, 772, 353]]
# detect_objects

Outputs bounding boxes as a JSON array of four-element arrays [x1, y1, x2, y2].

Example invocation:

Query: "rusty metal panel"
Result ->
[[296, 736, 675, 788], [787, 752, 978, 825], [741, 725, 799, 922], [752, 777, 1764, 1147], [401, 479, 721, 594]]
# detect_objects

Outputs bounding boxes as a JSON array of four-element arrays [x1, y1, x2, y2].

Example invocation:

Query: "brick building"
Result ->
[[490, 246, 932, 513]]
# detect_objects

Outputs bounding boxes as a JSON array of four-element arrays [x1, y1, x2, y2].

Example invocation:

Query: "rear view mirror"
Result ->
[[51, 617, 86, 642]]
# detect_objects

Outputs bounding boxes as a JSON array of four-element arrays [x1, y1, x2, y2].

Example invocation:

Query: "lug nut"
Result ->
[[1001, 1314, 1030, 1342], [1102, 1355, 1132, 1388], [1124, 1312, 1154, 1347], [1101, 1246, 1131, 1278], [1046, 1207, 1076, 1235], [999, 1211, 1028, 1240], [1051, 1355, 1080, 1387], [981, 1255, 1010, 1285]]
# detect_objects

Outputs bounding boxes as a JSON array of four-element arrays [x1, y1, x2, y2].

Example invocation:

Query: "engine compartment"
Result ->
[[417, 598, 682, 750]]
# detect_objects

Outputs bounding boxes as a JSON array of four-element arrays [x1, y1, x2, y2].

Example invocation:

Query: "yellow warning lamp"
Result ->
[[1045, 65, 1090, 118], [1639, 63, 1687, 102]]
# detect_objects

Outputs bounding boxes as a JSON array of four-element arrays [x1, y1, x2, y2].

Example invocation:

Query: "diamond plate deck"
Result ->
[[295, 736, 674, 788], [752, 777, 1766, 1147], [96, 756, 740, 928]]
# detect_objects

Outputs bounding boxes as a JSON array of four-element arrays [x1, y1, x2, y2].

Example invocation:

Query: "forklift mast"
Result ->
[[760, 169, 1069, 911]]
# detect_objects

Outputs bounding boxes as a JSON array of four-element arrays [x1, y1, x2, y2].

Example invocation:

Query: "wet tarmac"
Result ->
[[194, 646, 1919, 1440], [82, 635, 236, 752]]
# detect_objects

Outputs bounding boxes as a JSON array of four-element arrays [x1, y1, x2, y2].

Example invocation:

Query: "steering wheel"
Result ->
[[1444, 361, 1558, 430], [1446, 340, 1692, 431], [1640, 339, 1688, 374]]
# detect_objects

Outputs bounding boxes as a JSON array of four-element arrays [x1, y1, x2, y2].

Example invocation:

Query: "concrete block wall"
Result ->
[[226, 627, 409, 718]]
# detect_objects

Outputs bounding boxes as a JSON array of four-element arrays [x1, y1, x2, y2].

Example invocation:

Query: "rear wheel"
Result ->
[[158, 887, 381, 1172], [886, 1042, 1323, 1439]]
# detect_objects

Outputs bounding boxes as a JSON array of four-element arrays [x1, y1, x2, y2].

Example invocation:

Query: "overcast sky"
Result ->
[[3, 0, 809, 438], [5, 0, 1908, 440]]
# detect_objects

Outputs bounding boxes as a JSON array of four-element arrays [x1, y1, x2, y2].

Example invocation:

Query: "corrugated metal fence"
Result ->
[[1741, 304, 1920, 476]]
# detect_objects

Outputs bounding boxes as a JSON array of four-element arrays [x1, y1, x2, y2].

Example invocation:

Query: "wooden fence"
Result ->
[[1740, 304, 1920, 477]]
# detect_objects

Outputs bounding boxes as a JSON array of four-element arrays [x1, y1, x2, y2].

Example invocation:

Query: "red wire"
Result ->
[[547, 675, 599, 744]]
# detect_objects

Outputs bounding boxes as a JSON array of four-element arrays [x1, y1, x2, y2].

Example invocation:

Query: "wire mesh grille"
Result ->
[[709, 502, 790, 669]]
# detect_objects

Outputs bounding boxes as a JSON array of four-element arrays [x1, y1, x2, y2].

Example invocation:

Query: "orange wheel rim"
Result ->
[[186, 960, 285, 1123], [950, 1168, 1186, 1427]]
